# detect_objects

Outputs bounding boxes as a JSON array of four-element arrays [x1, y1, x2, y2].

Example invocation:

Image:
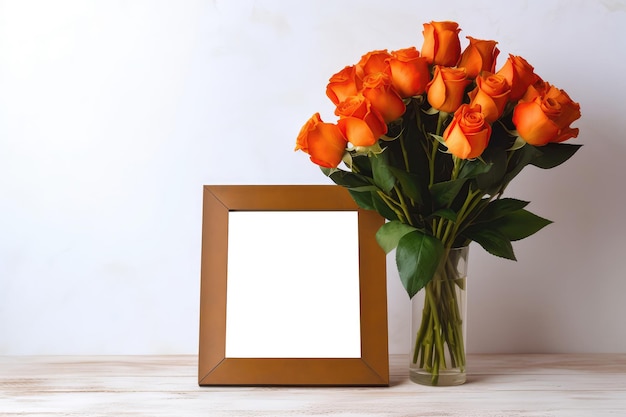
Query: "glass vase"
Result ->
[[409, 246, 469, 386]]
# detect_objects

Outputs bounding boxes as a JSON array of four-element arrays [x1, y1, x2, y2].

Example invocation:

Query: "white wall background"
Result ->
[[1, 0, 625, 355]]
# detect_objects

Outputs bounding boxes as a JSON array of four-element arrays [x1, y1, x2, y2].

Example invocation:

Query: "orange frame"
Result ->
[[198, 185, 389, 386]]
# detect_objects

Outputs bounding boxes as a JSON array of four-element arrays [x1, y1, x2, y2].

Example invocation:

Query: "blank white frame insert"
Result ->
[[225, 210, 361, 358]]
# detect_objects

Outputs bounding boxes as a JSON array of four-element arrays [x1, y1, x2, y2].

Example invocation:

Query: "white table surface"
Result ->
[[1, 354, 625, 416]]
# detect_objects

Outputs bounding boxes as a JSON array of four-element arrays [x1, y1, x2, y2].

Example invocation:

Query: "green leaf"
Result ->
[[348, 189, 400, 221], [502, 143, 542, 185], [372, 192, 400, 221], [491, 209, 553, 241], [429, 178, 467, 208], [458, 158, 493, 179], [380, 129, 403, 141], [346, 185, 380, 192], [348, 190, 375, 211], [389, 167, 423, 205], [375, 221, 418, 254], [478, 198, 530, 222], [395, 231, 444, 298], [508, 135, 527, 151], [323, 168, 372, 189], [341, 152, 353, 170], [351, 154, 374, 178], [370, 152, 396, 192], [475, 147, 507, 191], [429, 133, 446, 146], [530, 143, 582, 169], [462, 228, 516, 260], [427, 208, 457, 223]]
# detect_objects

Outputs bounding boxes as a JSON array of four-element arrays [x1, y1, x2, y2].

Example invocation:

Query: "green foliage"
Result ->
[[295, 29, 583, 384], [530, 143, 583, 169], [389, 167, 424, 205], [489, 209, 553, 241], [320, 95, 580, 298], [430, 179, 467, 209], [372, 193, 400, 221], [370, 151, 396, 192], [462, 228, 516, 260], [462, 206, 552, 259], [427, 208, 457, 223], [474, 147, 508, 191], [458, 158, 493, 179], [375, 220, 417, 254], [322, 167, 372, 189], [396, 230, 444, 298], [347, 189, 375, 211], [478, 198, 530, 220], [501, 143, 541, 185]]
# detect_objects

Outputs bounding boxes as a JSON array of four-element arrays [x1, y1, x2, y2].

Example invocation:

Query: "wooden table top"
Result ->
[[2, 354, 625, 416]]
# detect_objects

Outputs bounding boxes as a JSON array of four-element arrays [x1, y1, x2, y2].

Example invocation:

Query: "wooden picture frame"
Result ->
[[198, 185, 389, 386]]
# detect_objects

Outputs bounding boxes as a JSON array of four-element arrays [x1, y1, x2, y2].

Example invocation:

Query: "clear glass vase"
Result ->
[[409, 246, 469, 386]]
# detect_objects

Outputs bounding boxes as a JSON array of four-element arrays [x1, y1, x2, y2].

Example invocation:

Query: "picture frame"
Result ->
[[198, 185, 389, 386]]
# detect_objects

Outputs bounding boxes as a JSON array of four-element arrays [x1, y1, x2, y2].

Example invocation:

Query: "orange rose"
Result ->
[[458, 36, 499, 79], [387, 47, 431, 97], [468, 72, 510, 123], [295, 113, 348, 168], [361, 72, 406, 123], [421, 21, 461, 67], [443, 104, 492, 159], [512, 85, 581, 146], [356, 49, 391, 79], [426, 66, 469, 113], [335, 95, 387, 147], [496, 54, 539, 101], [326, 65, 362, 106], [520, 78, 548, 102]]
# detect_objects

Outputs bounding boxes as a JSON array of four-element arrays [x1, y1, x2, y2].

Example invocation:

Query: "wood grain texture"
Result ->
[[198, 185, 389, 386], [1, 354, 625, 416]]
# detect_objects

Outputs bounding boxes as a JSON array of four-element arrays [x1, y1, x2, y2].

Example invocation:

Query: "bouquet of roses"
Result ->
[[295, 21, 581, 383]]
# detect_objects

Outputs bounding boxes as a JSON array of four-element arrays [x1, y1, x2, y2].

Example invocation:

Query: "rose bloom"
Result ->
[[468, 72, 510, 123], [326, 65, 362, 106], [496, 54, 539, 101], [387, 47, 431, 97], [335, 95, 388, 146], [426, 66, 469, 113], [443, 104, 492, 159], [520, 78, 549, 102], [421, 21, 461, 67], [295, 113, 348, 168], [361, 72, 406, 123], [512, 85, 581, 146], [457, 36, 499, 79], [356, 49, 391, 79]]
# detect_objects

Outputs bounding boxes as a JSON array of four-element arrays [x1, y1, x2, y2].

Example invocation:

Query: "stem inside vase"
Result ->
[[409, 246, 468, 386]]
